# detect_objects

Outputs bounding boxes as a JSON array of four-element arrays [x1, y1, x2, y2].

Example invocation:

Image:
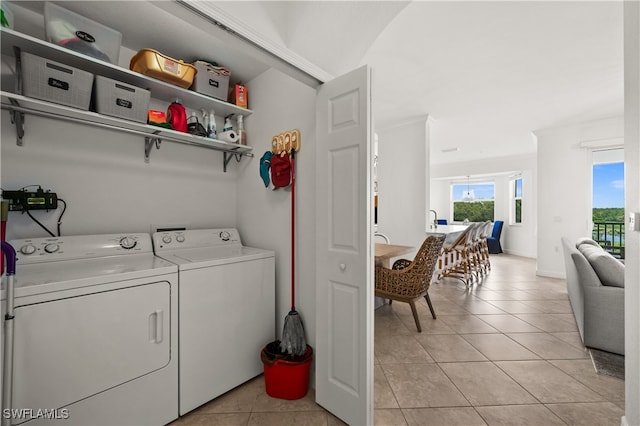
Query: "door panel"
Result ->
[[330, 146, 360, 250], [315, 65, 373, 426]]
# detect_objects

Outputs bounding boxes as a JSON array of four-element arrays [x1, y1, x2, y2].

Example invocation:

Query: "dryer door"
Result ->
[[11, 281, 171, 417]]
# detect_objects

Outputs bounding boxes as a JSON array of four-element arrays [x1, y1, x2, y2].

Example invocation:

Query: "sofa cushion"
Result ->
[[578, 244, 625, 288], [576, 237, 600, 248]]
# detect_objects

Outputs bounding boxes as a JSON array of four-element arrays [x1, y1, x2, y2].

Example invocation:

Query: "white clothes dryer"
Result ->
[[152, 228, 275, 415], [1, 233, 178, 426]]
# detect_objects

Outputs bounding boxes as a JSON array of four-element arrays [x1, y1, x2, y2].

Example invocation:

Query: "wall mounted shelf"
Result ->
[[0, 27, 254, 118], [1, 92, 252, 171], [0, 27, 254, 172]]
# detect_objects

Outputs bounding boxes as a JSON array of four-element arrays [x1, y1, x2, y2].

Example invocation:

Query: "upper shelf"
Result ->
[[0, 27, 254, 118]]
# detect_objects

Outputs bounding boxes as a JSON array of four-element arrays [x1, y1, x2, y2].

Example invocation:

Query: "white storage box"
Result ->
[[191, 61, 230, 101], [45, 2, 122, 64], [21, 51, 94, 110], [94, 76, 150, 123]]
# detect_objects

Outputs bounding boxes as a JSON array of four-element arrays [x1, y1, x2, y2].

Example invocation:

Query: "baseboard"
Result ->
[[620, 415, 628, 426], [503, 249, 536, 258], [535, 269, 566, 279]]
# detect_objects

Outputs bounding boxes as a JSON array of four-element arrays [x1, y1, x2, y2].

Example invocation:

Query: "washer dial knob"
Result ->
[[162, 235, 172, 244], [20, 244, 37, 255], [219, 231, 231, 242], [44, 243, 60, 253], [119, 237, 137, 249], [176, 235, 185, 243]]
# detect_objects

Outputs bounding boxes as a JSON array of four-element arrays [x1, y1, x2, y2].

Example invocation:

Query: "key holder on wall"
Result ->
[[271, 129, 301, 156]]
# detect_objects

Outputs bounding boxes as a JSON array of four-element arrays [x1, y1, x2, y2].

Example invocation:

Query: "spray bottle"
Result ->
[[237, 114, 247, 146], [207, 109, 217, 139]]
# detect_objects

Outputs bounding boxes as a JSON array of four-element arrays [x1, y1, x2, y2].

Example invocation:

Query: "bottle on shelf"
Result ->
[[207, 109, 217, 139], [223, 115, 234, 133], [201, 109, 209, 136], [221, 114, 238, 144], [237, 114, 247, 146]]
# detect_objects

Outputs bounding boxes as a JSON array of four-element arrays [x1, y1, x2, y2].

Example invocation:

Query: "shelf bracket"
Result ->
[[144, 135, 162, 163], [223, 152, 244, 172], [8, 99, 25, 146], [10, 45, 25, 146]]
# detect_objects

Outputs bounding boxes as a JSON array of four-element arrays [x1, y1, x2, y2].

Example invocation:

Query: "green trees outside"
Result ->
[[593, 208, 624, 222], [453, 201, 495, 222]]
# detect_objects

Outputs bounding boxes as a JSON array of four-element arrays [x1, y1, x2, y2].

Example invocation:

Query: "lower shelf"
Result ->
[[1, 91, 253, 171]]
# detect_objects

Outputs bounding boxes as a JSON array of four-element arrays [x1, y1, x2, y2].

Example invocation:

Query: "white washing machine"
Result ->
[[1, 233, 178, 426], [152, 228, 275, 415]]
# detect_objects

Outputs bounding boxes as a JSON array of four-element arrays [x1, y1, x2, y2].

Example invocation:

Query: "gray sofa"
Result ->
[[561, 237, 625, 355]]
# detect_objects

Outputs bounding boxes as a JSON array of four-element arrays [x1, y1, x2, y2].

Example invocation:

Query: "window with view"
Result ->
[[451, 181, 495, 222], [592, 149, 625, 259], [511, 177, 523, 224]]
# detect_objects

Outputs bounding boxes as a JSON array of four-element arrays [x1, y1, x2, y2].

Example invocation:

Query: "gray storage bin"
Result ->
[[94, 76, 150, 123], [191, 61, 230, 101], [21, 51, 94, 110]]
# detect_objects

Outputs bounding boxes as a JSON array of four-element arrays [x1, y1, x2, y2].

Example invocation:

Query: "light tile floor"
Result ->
[[172, 255, 625, 426]]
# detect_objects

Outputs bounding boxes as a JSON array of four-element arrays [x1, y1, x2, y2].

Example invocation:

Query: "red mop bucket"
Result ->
[[261, 341, 313, 400]]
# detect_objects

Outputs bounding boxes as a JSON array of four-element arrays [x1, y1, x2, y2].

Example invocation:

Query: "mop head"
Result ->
[[281, 310, 307, 357]]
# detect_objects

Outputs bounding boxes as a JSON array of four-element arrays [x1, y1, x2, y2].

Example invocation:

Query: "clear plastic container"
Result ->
[[44, 2, 122, 64]]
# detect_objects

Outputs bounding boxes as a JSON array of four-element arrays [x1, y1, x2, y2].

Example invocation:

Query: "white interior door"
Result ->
[[315, 65, 373, 426]]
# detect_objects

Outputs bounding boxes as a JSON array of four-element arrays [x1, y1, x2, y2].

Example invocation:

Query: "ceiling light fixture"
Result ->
[[461, 175, 475, 202]]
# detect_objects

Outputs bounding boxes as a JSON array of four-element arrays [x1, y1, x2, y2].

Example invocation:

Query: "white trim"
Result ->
[[180, 1, 334, 84], [502, 249, 534, 258], [621, 416, 628, 426], [535, 269, 565, 279], [579, 137, 625, 150]]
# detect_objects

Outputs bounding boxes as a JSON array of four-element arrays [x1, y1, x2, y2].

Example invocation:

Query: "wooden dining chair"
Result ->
[[374, 234, 446, 332]]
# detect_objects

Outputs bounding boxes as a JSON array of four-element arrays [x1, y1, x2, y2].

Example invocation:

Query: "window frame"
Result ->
[[450, 180, 496, 223], [510, 176, 523, 225]]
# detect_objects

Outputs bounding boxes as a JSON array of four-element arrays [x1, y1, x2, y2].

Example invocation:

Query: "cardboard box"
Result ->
[[229, 84, 248, 109]]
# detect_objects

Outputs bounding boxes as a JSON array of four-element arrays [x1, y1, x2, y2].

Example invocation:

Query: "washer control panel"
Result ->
[[153, 228, 242, 251], [9, 233, 152, 264]]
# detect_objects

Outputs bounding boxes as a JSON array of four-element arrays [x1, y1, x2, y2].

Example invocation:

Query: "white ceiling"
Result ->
[[226, 1, 624, 165], [12, 1, 624, 166]]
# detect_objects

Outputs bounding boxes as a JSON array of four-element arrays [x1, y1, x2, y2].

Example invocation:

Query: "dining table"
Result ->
[[374, 243, 414, 268]]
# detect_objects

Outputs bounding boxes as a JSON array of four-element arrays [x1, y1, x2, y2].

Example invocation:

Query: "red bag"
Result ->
[[167, 101, 187, 132], [270, 153, 291, 188]]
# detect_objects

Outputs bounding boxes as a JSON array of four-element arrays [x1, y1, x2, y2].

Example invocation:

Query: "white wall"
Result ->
[[376, 117, 430, 249], [0, 102, 240, 239], [535, 116, 624, 277], [236, 68, 317, 353], [430, 154, 538, 258], [624, 1, 640, 423]]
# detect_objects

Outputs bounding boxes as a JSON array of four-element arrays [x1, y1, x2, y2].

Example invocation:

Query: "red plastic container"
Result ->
[[261, 342, 313, 400]]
